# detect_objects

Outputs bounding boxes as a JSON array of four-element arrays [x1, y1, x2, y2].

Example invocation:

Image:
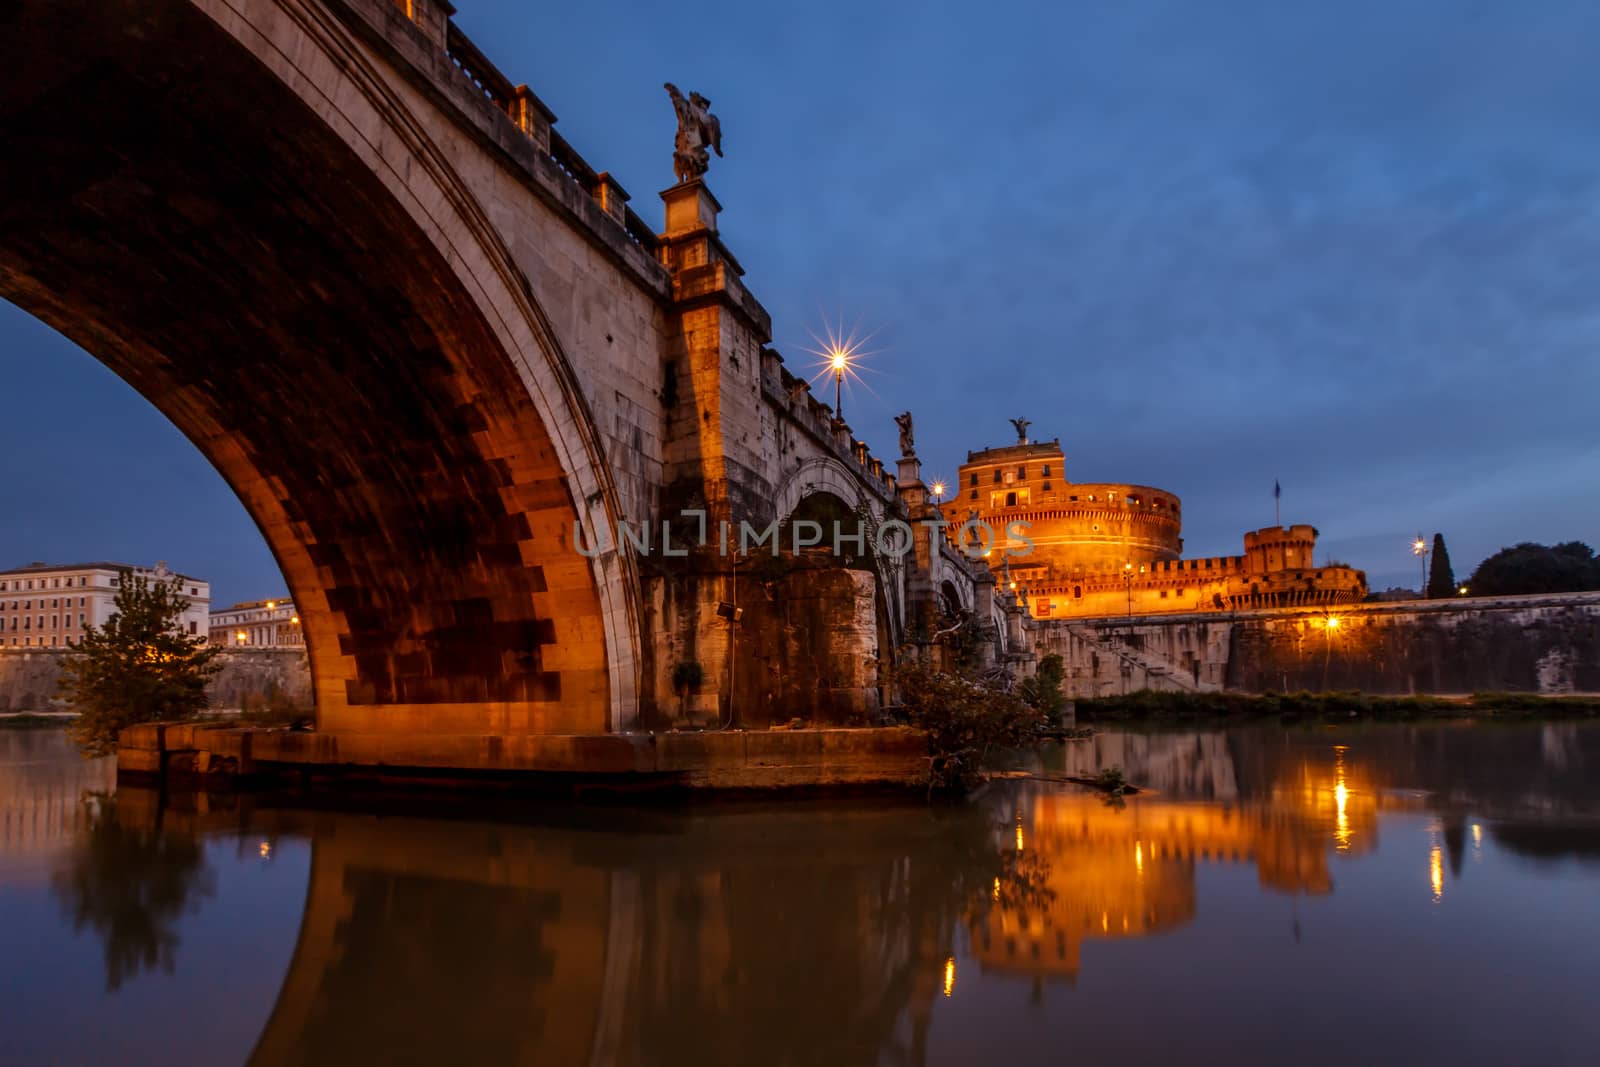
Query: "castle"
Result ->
[[951, 429, 1366, 619]]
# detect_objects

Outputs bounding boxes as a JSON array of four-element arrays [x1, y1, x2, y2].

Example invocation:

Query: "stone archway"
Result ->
[[0, 0, 640, 732]]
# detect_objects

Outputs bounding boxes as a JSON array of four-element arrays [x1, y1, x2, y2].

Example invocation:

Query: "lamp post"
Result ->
[[831, 349, 847, 423], [1412, 534, 1428, 597], [1123, 562, 1134, 622], [931, 480, 946, 504]]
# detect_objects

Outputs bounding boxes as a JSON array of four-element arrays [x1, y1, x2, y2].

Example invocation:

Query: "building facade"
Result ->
[[953, 432, 1366, 620], [0, 561, 210, 648], [209, 598, 303, 649]]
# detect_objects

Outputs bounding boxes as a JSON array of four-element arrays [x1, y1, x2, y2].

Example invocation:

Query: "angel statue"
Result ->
[[1009, 417, 1032, 444], [894, 411, 915, 457], [664, 83, 723, 184]]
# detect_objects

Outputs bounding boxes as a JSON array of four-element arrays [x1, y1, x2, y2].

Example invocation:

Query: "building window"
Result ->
[[969, 473, 977, 487], [993, 470, 1002, 483], [1017, 465, 1026, 479], [1042, 481, 1051, 491], [969, 490, 977, 501], [1160, 590, 1168, 598], [189, 621, 197, 634], [1073, 585, 1082, 598], [1005, 492, 1017, 507], [1042, 464, 1051, 477]]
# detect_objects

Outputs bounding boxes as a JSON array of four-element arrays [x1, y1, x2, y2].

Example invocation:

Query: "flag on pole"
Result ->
[[1274, 480, 1281, 527], [1274, 480, 1281, 500]]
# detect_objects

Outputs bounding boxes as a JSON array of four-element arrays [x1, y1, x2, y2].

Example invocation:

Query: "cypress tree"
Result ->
[[1426, 533, 1456, 599]]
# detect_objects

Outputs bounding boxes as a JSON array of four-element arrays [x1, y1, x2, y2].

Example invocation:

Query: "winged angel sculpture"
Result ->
[[665, 83, 722, 184]]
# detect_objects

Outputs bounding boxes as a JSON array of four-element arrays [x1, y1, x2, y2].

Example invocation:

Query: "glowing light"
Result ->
[[800, 315, 881, 399], [1413, 538, 1427, 555], [235, 631, 247, 642], [1333, 746, 1352, 851], [258, 840, 271, 859], [1135, 841, 1144, 874], [1015, 824, 1025, 852], [266, 601, 276, 610], [943, 956, 956, 997], [1325, 616, 1341, 631], [931, 480, 947, 499], [992, 877, 1000, 901], [1430, 844, 1444, 902], [1101, 911, 1109, 933], [290, 616, 300, 625], [1472, 823, 1483, 848], [1458, 586, 1469, 596]]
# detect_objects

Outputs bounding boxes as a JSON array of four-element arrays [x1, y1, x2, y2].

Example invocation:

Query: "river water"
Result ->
[[3, 722, 1599, 1066]]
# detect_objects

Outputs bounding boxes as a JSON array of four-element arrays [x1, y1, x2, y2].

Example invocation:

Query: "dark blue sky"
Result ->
[[3, 0, 1597, 605]]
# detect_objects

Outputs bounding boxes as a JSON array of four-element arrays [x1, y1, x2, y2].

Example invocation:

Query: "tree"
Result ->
[[889, 653, 1048, 792], [1019, 653, 1068, 723], [1426, 533, 1456, 599], [59, 568, 222, 756], [1467, 542, 1600, 597]]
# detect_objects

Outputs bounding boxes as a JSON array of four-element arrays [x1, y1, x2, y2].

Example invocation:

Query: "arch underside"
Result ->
[[0, 0, 618, 733]]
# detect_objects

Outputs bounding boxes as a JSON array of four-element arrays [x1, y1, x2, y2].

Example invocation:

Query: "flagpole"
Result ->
[[1274, 480, 1281, 528]]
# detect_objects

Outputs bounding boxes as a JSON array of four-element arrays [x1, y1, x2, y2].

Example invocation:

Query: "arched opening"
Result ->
[[0, 0, 623, 734]]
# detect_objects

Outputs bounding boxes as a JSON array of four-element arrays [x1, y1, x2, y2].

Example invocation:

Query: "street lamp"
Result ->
[[1123, 562, 1135, 620], [830, 348, 848, 423], [1412, 534, 1428, 597], [930, 479, 946, 503]]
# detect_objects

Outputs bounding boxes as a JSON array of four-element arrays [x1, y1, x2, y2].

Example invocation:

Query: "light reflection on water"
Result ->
[[4, 722, 1600, 1066]]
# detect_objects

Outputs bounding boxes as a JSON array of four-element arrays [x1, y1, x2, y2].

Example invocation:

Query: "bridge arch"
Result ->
[[772, 457, 905, 653], [0, 0, 640, 731]]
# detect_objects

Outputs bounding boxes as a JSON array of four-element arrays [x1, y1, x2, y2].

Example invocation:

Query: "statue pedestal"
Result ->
[[896, 455, 921, 486], [660, 179, 721, 237]]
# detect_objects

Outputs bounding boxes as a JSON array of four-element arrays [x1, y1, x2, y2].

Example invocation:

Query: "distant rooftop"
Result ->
[[214, 598, 294, 612], [964, 438, 1064, 463], [0, 560, 204, 582]]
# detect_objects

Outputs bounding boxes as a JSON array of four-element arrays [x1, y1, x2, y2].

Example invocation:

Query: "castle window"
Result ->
[[1043, 464, 1051, 477], [1017, 465, 1027, 479], [969, 490, 977, 501], [994, 470, 1002, 483], [1070, 495, 1078, 501], [969, 473, 977, 487], [1161, 591, 1168, 598], [1074, 585, 1082, 598], [1005, 492, 1017, 507], [1042, 481, 1051, 491]]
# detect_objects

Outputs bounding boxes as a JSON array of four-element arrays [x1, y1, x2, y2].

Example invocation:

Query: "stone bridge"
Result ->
[[0, 0, 1018, 739]]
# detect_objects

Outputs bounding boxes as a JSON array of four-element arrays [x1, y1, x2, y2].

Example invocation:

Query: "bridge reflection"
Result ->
[[241, 803, 1016, 1067]]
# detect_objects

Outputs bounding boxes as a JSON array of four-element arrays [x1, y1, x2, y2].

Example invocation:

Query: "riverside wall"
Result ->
[[1037, 592, 1600, 698], [0, 649, 312, 713]]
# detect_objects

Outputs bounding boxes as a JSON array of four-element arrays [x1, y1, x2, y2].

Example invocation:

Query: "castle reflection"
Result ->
[[968, 775, 1380, 981]]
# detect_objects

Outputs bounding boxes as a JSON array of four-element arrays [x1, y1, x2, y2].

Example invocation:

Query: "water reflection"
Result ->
[[51, 791, 215, 990], [238, 801, 1048, 1067], [5, 722, 1600, 1066]]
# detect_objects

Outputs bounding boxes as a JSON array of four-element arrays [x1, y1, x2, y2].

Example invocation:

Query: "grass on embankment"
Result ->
[[1074, 690, 1600, 723], [0, 712, 76, 728]]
